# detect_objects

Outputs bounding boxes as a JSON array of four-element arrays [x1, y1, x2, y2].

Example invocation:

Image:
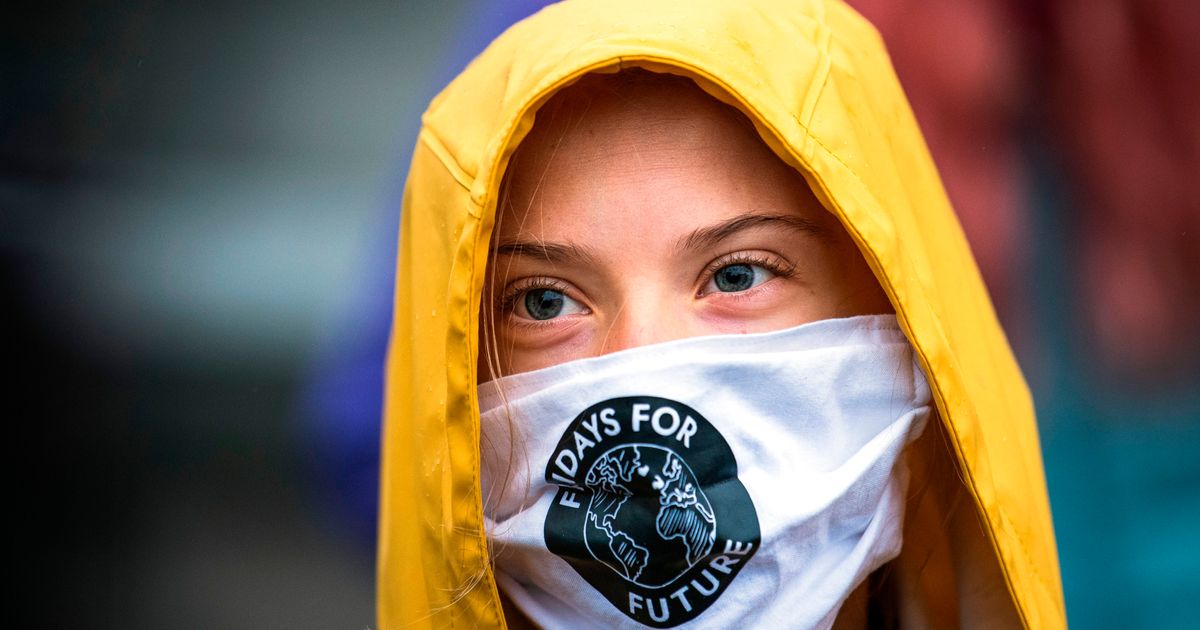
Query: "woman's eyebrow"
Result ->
[[678, 213, 830, 252], [494, 240, 599, 266]]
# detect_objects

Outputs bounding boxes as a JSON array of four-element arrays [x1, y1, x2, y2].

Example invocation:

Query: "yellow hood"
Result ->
[[379, 0, 1064, 627]]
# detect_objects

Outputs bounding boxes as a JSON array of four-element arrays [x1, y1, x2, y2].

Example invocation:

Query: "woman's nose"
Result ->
[[597, 299, 689, 355]]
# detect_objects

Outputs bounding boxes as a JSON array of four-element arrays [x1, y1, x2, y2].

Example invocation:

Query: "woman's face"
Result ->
[[486, 76, 891, 376]]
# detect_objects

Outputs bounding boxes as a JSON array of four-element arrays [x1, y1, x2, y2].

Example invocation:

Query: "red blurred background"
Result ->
[[854, 0, 1200, 384]]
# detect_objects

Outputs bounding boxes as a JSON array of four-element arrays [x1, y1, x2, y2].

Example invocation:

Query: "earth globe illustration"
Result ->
[[582, 444, 717, 587]]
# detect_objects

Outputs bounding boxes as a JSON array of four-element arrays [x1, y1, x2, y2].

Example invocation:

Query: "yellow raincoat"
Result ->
[[379, 0, 1065, 627]]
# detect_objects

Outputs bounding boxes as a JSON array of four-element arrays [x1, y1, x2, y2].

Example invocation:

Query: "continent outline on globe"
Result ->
[[582, 443, 717, 588]]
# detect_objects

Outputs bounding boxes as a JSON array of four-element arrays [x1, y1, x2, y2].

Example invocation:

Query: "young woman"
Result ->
[[379, 1, 1065, 628]]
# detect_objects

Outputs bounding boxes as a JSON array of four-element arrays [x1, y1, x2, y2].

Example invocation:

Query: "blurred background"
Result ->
[[4, 0, 1197, 627]]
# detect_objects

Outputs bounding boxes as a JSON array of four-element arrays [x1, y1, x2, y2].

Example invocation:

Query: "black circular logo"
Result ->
[[543, 396, 760, 627]]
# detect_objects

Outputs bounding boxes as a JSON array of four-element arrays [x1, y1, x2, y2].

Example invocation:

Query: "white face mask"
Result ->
[[478, 315, 931, 629]]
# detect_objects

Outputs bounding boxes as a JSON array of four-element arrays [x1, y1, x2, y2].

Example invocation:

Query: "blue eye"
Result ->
[[524, 288, 564, 320], [713, 264, 755, 292], [701, 255, 790, 297], [520, 287, 585, 320]]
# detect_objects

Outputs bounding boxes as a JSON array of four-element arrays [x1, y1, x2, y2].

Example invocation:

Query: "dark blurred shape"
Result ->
[[6, 250, 137, 627], [6, 0, 468, 626], [6, 4, 146, 625]]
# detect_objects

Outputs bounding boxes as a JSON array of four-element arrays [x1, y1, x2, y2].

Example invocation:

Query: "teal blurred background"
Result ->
[[5, 1, 1197, 628]]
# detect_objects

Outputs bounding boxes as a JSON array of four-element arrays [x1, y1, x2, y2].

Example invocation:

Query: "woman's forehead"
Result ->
[[511, 73, 761, 175], [498, 72, 832, 243]]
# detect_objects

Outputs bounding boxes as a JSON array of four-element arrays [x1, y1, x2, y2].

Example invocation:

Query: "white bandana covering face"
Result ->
[[478, 315, 932, 629]]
